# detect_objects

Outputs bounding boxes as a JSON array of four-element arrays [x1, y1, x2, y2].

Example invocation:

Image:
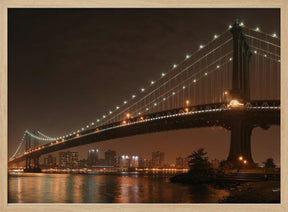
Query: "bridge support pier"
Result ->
[[227, 117, 255, 167]]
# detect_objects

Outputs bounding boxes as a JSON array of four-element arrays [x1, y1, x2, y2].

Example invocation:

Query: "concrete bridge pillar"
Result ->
[[227, 117, 255, 167]]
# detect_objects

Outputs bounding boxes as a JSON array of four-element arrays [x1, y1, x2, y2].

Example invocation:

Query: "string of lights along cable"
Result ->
[[9, 22, 280, 161]]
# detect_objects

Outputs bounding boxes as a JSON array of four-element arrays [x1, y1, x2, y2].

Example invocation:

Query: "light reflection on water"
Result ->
[[8, 173, 229, 203]]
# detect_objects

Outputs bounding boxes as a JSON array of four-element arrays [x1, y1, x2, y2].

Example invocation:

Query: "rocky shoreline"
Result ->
[[170, 173, 280, 203], [219, 181, 280, 203]]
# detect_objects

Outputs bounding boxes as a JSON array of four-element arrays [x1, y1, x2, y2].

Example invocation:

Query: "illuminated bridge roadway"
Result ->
[[8, 20, 280, 170]]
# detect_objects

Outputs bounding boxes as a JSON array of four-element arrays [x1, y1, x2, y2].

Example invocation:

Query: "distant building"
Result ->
[[118, 155, 130, 168], [139, 158, 151, 168], [175, 157, 184, 168], [44, 154, 56, 168], [105, 149, 116, 166], [130, 155, 139, 168], [87, 149, 99, 166], [211, 158, 220, 168], [184, 157, 190, 168], [152, 151, 164, 168], [59, 151, 79, 168], [137, 157, 146, 168], [79, 159, 87, 168], [96, 158, 106, 166]]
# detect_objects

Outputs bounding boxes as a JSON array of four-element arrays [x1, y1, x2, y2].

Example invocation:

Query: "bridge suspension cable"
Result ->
[[9, 22, 281, 160]]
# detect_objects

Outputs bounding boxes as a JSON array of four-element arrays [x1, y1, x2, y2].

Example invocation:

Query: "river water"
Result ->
[[8, 173, 229, 203]]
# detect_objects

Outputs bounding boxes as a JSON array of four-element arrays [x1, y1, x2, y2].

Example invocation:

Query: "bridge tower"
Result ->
[[227, 20, 254, 166]]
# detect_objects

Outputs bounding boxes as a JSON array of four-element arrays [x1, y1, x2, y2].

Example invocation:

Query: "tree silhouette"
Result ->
[[263, 158, 276, 168], [188, 148, 210, 170]]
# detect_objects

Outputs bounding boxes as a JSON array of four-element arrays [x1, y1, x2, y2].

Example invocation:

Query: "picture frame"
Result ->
[[1, 0, 287, 211]]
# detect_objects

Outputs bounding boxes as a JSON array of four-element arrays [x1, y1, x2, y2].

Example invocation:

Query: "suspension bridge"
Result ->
[[8, 20, 280, 171]]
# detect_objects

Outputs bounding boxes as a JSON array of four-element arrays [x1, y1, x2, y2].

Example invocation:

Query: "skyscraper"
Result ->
[[118, 155, 130, 168], [44, 154, 56, 168], [175, 156, 184, 168], [152, 151, 164, 168], [59, 151, 79, 168], [105, 149, 116, 166], [87, 149, 99, 166], [130, 155, 139, 168]]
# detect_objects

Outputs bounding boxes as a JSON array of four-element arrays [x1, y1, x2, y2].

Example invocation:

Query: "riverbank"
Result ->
[[220, 181, 280, 203]]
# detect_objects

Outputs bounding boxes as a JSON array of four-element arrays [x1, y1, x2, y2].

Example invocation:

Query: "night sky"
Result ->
[[8, 9, 280, 165]]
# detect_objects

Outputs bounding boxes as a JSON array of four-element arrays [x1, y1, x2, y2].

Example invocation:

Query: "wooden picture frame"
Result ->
[[1, 0, 287, 211]]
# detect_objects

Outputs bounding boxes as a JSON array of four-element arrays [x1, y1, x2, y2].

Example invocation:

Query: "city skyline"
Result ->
[[42, 149, 191, 168], [8, 8, 280, 166]]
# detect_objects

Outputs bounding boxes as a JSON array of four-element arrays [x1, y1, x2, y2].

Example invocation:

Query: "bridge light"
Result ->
[[243, 160, 247, 164], [122, 120, 126, 125], [186, 100, 190, 106], [124, 101, 127, 104], [214, 34, 218, 39], [182, 86, 186, 89], [97, 119, 100, 122], [163, 98, 166, 101], [217, 65, 220, 69], [132, 95, 136, 98], [239, 156, 243, 161], [185, 108, 189, 112], [224, 91, 228, 95], [228, 25, 232, 29], [126, 113, 131, 119], [141, 88, 145, 92], [204, 72, 208, 76], [264, 54, 267, 57], [272, 33, 277, 38], [186, 54, 190, 59], [228, 99, 244, 108], [239, 22, 244, 26], [154, 103, 157, 106], [86, 125, 89, 128], [146, 108, 149, 111], [278, 59, 280, 62], [140, 117, 144, 120], [199, 45, 203, 49], [76, 133, 80, 137], [103, 115, 106, 119], [109, 111, 112, 114], [161, 73, 166, 77], [173, 64, 177, 68], [172, 92, 175, 95], [229, 57, 232, 61], [81, 128, 84, 131], [91, 122, 94, 125], [255, 27, 260, 32], [116, 106, 119, 109], [193, 79, 197, 83], [151, 81, 155, 85]]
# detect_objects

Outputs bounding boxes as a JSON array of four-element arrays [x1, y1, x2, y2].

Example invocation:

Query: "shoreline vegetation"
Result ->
[[169, 148, 280, 203]]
